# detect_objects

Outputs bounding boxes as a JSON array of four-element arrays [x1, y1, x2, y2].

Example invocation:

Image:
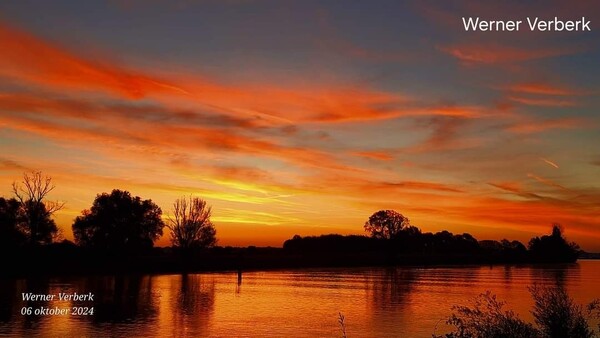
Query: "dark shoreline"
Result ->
[[3, 245, 583, 279]]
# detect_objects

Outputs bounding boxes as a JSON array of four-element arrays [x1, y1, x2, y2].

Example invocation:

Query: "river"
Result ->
[[1, 260, 599, 337]]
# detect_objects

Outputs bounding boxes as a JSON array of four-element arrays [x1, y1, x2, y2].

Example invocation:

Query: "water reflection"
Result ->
[[529, 263, 580, 287], [368, 268, 417, 311], [502, 265, 513, 283], [23, 278, 52, 328], [0, 280, 17, 324], [0, 279, 22, 335], [168, 274, 215, 337], [82, 275, 158, 324], [0, 262, 597, 337]]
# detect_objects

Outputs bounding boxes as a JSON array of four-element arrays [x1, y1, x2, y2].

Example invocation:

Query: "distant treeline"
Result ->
[[2, 223, 580, 278], [0, 172, 584, 277], [283, 224, 581, 264], [0, 225, 581, 278]]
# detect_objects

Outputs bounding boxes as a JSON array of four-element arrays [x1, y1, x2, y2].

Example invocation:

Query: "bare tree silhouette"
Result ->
[[167, 196, 217, 250], [11, 171, 64, 244]]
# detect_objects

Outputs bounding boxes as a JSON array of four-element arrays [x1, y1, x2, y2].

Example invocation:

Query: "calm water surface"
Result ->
[[1, 261, 599, 337]]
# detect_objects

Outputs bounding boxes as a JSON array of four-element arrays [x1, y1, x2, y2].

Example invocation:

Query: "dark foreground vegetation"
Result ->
[[0, 171, 585, 277], [432, 284, 600, 338], [334, 284, 600, 338]]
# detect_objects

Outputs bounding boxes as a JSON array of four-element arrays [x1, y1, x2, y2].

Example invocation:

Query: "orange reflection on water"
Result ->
[[1, 261, 599, 337]]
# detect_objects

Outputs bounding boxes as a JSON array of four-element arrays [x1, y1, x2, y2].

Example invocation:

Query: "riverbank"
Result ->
[[2, 244, 582, 278]]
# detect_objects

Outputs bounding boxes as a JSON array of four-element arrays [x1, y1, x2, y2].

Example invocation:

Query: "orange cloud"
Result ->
[[0, 22, 187, 99], [506, 117, 583, 134], [0, 110, 355, 172], [508, 96, 576, 107], [0, 20, 507, 128], [507, 82, 584, 96], [498, 81, 588, 107], [424, 106, 485, 118], [0, 20, 416, 126], [351, 151, 394, 161], [309, 173, 465, 197], [405, 116, 485, 154], [489, 181, 523, 194], [439, 43, 579, 64], [527, 173, 569, 191]]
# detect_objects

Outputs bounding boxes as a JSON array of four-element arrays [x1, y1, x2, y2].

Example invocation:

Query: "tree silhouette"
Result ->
[[528, 224, 580, 262], [11, 171, 63, 244], [167, 196, 217, 250], [364, 210, 410, 240], [0, 197, 26, 248], [72, 189, 164, 251]]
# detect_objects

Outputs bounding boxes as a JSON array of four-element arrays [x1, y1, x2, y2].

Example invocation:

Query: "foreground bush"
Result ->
[[435, 285, 600, 338], [531, 285, 597, 338]]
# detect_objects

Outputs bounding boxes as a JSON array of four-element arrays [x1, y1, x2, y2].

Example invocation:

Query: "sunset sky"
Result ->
[[1, 1, 599, 250]]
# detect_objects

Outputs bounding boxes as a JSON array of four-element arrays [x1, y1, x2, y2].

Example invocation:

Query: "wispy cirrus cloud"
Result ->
[[498, 81, 589, 107], [438, 43, 581, 65], [507, 96, 577, 107], [540, 158, 559, 169], [527, 173, 570, 192], [351, 150, 394, 161], [0, 92, 259, 128], [0, 22, 188, 99], [0, 20, 419, 126], [506, 82, 586, 96], [0, 110, 355, 172], [0, 20, 512, 128], [505, 117, 584, 134], [0, 157, 29, 171]]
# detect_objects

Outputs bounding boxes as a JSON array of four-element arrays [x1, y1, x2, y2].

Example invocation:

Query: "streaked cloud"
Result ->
[[438, 43, 579, 65], [506, 82, 586, 96], [508, 96, 576, 107], [505, 117, 584, 134], [540, 158, 559, 169]]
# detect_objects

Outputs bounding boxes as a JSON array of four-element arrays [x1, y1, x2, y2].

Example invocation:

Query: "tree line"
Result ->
[[285, 209, 582, 262], [0, 172, 584, 263], [0, 171, 216, 251]]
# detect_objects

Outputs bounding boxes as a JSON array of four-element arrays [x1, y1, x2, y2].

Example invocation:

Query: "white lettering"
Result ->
[[462, 17, 522, 31]]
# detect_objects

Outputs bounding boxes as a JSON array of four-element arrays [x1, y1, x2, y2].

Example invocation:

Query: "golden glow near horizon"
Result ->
[[1, 2, 600, 250]]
